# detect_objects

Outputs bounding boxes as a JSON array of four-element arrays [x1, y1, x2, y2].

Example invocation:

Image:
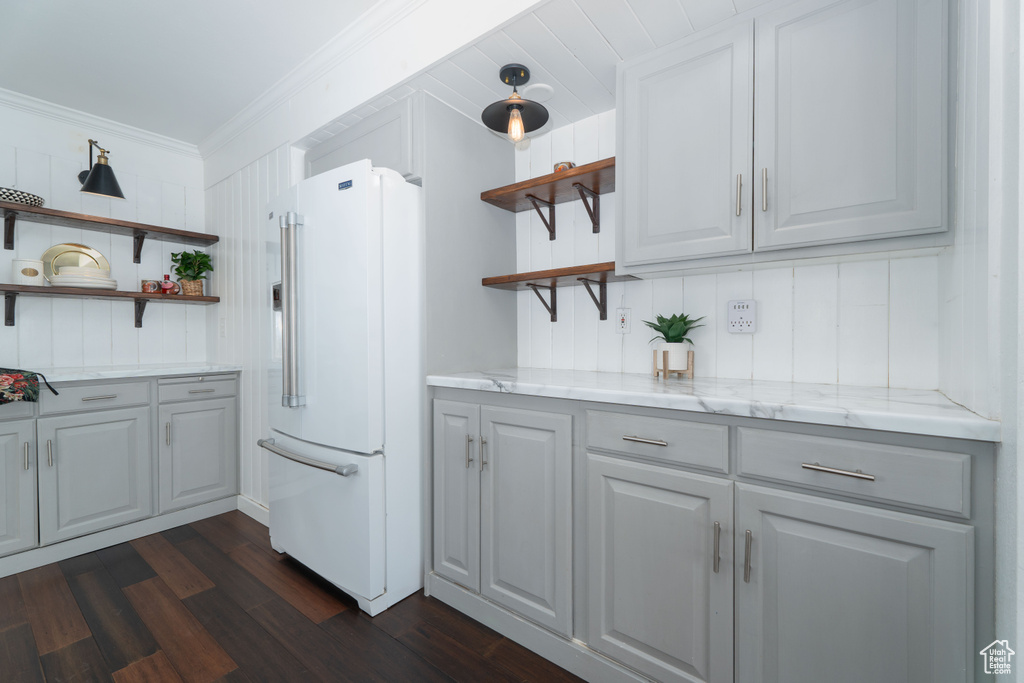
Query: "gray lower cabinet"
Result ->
[[587, 453, 734, 683], [37, 407, 153, 545], [158, 397, 238, 513], [433, 399, 573, 636], [0, 420, 37, 558], [735, 483, 973, 683]]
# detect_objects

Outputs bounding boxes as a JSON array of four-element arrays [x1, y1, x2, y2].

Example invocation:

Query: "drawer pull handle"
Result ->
[[736, 174, 742, 216], [744, 530, 752, 582], [188, 389, 216, 394], [23, 442, 29, 471], [801, 462, 875, 481], [465, 435, 474, 468], [47, 440, 53, 467], [712, 521, 721, 574], [82, 394, 118, 402], [622, 435, 668, 447]]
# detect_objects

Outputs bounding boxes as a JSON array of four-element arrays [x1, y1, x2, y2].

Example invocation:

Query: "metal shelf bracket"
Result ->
[[4, 292, 16, 326], [133, 231, 147, 264], [134, 299, 148, 328], [526, 283, 557, 322], [578, 277, 608, 320], [527, 195, 555, 240], [4, 210, 15, 251], [573, 183, 600, 233]]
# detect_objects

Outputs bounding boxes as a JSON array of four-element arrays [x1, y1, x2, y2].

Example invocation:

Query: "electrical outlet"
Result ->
[[616, 308, 631, 334], [219, 317, 227, 338], [728, 300, 757, 334]]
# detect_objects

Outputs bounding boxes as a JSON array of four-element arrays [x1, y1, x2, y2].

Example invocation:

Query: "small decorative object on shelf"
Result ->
[[141, 279, 161, 293], [160, 274, 180, 295], [553, 161, 576, 172], [0, 187, 45, 208], [171, 249, 213, 297], [11, 259, 44, 286], [644, 313, 704, 380]]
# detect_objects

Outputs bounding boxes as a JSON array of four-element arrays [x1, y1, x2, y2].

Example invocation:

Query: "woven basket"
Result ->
[[180, 279, 204, 296]]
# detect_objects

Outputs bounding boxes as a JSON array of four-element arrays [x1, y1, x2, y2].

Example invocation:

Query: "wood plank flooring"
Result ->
[[0, 511, 585, 682]]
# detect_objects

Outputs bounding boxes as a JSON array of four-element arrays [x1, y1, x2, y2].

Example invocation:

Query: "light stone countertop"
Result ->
[[23, 364, 243, 383], [427, 368, 1000, 442]]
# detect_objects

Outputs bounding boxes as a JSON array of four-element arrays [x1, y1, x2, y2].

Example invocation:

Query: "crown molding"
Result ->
[[0, 86, 201, 159], [198, 0, 427, 159]]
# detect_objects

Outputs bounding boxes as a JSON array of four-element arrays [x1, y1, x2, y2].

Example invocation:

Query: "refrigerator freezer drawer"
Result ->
[[268, 440, 386, 602]]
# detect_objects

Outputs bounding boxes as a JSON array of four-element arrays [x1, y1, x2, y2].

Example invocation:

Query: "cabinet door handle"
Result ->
[[761, 168, 768, 211], [736, 174, 742, 216], [188, 388, 215, 394], [713, 521, 721, 573], [622, 435, 668, 447], [47, 440, 53, 467], [743, 530, 752, 583], [82, 394, 118, 402], [23, 442, 29, 471], [801, 462, 875, 481], [465, 435, 474, 468], [480, 437, 488, 471], [166, 422, 171, 446]]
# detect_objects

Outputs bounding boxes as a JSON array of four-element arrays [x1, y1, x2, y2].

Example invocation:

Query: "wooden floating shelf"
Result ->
[[482, 262, 636, 322], [0, 284, 219, 328], [2, 201, 218, 263]]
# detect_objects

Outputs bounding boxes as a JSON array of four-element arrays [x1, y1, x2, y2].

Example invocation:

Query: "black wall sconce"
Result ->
[[78, 139, 125, 199]]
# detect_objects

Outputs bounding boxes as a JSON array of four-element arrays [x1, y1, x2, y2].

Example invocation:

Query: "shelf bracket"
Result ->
[[4, 292, 15, 327], [573, 183, 600, 233], [578, 278, 608, 320], [4, 210, 15, 250], [134, 299, 148, 328], [526, 195, 555, 241], [133, 231, 147, 264], [526, 283, 556, 322]]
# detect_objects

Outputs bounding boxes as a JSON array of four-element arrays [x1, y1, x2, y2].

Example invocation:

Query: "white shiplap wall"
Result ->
[[516, 111, 940, 389], [0, 98, 207, 369], [205, 144, 292, 509]]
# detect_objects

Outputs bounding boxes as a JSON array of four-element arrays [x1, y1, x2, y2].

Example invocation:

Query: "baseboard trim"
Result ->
[[426, 573, 647, 683], [236, 495, 269, 526], [0, 497, 237, 578]]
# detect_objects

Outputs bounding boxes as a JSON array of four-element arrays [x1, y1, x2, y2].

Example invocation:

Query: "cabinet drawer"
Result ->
[[39, 381, 150, 415], [586, 410, 728, 473], [0, 402, 34, 420], [159, 378, 237, 403], [736, 428, 971, 517]]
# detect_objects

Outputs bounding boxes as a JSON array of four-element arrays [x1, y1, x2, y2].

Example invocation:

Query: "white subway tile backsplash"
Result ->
[[715, 271, 754, 379], [751, 267, 794, 382], [793, 263, 838, 384], [837, 261, 889, 386], [682, 273, 717, 378], [890, 257, 939, 389]]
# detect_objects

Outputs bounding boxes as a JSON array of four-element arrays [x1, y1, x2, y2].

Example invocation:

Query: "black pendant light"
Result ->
[[78, 139, 125, 199], [481, 64, 549, 143]]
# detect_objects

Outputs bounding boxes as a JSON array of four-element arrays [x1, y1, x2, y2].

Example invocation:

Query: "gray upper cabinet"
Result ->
[[618, 22, 754, 266], [158, 397, 238, 513], [0, 420, 37, 558], [735, 483, 972, 683], [587, 453, 734, 683], [432, 399, 481, 591], [754, 0, 948, 250], [37, 407, 153, 545]]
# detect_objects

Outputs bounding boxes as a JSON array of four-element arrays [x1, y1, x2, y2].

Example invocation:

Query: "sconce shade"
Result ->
[[78, 140, 125, 199], [481, 64, 549, 142]]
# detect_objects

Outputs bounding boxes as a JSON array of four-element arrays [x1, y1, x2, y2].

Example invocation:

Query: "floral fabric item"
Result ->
[[0, 369, 58, 405]]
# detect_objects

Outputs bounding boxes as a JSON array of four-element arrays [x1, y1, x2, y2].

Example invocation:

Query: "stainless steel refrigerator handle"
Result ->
[[280, 212, 305, 408], [257, 438, 358, 477]]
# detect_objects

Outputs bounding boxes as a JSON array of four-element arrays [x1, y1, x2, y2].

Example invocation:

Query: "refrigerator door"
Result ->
[[267, 160, 385, 454]]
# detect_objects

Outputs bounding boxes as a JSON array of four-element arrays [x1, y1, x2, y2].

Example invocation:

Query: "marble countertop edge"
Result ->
[[22, 364, 243, 383]]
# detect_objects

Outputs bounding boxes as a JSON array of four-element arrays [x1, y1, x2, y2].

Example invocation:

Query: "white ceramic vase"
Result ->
[[654, 342, 691, 372]]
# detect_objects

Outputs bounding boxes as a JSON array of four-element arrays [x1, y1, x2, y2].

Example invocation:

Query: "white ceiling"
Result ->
[[0, 0, 379, 143]]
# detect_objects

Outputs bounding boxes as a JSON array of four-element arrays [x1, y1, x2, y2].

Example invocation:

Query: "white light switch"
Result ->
[[728, 300, 756, 334]]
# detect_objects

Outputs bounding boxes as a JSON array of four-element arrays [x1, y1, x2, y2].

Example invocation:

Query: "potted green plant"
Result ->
[[170, 250, 213, 297], [643, 313, 705, 377]]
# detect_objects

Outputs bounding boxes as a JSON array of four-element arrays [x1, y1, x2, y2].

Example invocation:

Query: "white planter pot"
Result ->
[[654, 342, 691, 372]]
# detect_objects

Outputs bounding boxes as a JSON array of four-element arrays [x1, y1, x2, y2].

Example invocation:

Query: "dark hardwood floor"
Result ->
[[0, 511, 585, 683]]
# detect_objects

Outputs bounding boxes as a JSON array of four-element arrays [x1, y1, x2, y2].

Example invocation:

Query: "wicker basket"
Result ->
[[180, 279, 204, 296]]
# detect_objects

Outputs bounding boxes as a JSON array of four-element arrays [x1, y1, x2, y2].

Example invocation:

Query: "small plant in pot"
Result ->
[[170, 250, 213, 297], [644, 313, 704, 377]]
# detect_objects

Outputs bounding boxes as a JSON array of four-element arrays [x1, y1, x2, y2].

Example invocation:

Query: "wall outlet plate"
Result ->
[[728, 300, 756, 334], [616, 308, 630, 334]]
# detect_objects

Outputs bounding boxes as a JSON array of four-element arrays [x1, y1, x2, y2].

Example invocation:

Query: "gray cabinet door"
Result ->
[[432, 399, 481, 592], [619, 22, 754, 266], [37, 407, 153, 545], [753, 0, 947, 250], [587, 453, 734, 683], [0, 420, 37, 557], [158, 398, 238, 513], [480, 406, 572, 636], [735, 483, 972, 683]]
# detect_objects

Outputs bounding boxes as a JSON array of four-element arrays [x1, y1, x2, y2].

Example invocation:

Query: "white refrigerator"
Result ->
[[259, 159, 423, 615]]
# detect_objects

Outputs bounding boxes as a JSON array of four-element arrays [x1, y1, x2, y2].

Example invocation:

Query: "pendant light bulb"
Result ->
[[507, 107, 525, 143]]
